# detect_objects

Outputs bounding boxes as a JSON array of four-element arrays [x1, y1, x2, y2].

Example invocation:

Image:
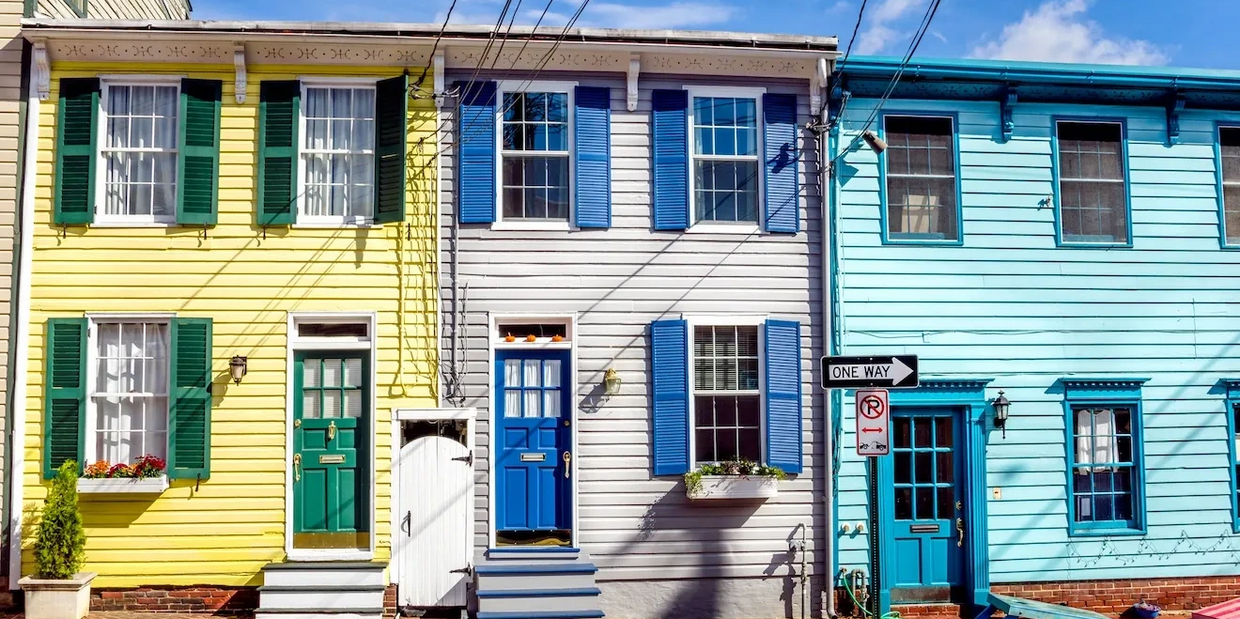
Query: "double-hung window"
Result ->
[[689, 92, 761, 225], [1063, 379, 1146, 535], [1055, 120, 1130, 245], [1218, 127, 1240, 246], [88, 319, 171, 465], [99, 82, 180, 225], [300, 84, 377, 224], [499, 84, 572, 223], [882, 115, 960, 242], [692, 325, 762, 463]]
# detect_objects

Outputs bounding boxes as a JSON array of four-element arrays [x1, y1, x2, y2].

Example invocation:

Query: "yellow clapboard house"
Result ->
[[14, 22, 441, 611]]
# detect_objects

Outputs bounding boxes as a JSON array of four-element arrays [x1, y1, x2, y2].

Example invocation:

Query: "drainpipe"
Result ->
[[816, 56, 838, 619]]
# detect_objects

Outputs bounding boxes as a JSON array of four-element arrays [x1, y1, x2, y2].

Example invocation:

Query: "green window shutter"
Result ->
[[169, 317, 213, 479], [257, 81, 300, 226], [54, 78, 99, 226], [374, 74, 408, 224], [177, 79, 222, 226], [43, 318, 87, 478]]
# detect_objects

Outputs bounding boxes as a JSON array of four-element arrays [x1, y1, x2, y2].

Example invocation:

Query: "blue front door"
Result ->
[[888, 407, 965, 603], [495, 350, 573, 546]]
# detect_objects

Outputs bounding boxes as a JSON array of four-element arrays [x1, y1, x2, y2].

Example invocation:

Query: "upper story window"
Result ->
[[693, 325, 761, 463], [1219, 127, 1240, 246], [1056, 120, 1129, 245], [99, 82, 180, 225], [691, 95, 760, 224], [1063, 378, 1146, 535], [300, 85, 376, 225], [882, 115, 959, 242], [89, 319, 170, 464], [499, 86, 572, 222]]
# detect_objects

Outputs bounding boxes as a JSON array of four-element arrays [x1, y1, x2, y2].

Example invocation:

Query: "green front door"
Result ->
[[293, 352, 369, 550]]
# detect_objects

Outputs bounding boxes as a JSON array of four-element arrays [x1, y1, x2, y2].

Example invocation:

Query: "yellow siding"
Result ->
[[22, 62, 439, 587]]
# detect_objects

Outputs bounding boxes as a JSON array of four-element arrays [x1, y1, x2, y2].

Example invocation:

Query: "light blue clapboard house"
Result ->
[[829, 57, 1240, 615]]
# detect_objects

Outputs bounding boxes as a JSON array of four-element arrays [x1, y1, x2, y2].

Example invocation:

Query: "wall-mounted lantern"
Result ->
[[229, 355, 248, 385], [603, 368, 622, 397], [993, 390, 1011, 439]]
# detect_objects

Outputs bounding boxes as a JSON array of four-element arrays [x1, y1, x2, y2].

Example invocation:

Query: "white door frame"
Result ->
[[284, 311, 378, 561], [390, 407, 477, 602], [486, 313, 579, 549]]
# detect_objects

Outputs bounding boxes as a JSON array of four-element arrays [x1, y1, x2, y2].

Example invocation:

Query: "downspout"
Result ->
[[816, 56, 838, 619], [8, 41, 40, 587]]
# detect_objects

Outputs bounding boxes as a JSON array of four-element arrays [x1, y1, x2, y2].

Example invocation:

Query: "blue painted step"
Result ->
[[474, 562, 598, 575]]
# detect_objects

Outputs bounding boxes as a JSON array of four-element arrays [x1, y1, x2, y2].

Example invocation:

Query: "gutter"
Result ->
[[841, 59, 1240, 92]]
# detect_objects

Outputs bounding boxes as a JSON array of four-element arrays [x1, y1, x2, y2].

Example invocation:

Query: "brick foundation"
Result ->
[[836, 575, 1240, 619], [90, 586, 259, 614], [384, 584, 397, 618]]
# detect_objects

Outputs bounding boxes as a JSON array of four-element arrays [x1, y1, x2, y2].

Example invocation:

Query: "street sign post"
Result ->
[[822, 355, 919, 389], [855, 389, 890, 456]]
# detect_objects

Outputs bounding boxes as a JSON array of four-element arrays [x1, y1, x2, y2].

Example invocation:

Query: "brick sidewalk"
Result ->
[[0, 613, 253, 619]]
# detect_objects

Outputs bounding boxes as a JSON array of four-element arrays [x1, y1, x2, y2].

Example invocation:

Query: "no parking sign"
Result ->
[[855, 389, 890, 457]]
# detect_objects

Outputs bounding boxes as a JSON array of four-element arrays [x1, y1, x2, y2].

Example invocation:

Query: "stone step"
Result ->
[[258, 584, 386, 611], [476, 587, 602, 614], [262, 562, 386, 588]]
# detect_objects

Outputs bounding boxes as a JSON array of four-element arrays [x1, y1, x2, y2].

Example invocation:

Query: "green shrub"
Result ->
[[34, 461, 86, 579]]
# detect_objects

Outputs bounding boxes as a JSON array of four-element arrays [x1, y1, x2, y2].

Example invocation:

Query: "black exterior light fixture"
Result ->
[[230, 355, 248, 385], [993, 390, 1011, 439]]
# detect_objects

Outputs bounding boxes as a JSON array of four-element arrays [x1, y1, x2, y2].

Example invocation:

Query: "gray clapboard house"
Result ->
[[434, 30, 836, 619]]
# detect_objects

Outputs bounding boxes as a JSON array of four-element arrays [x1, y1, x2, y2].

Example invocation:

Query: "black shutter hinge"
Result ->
[[451, 451, 473, 466]]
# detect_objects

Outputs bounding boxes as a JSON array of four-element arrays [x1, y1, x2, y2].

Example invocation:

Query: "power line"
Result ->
[[835, 0, 868, 75], [413, 0, 460, 92], [488, 0, 526, 71]]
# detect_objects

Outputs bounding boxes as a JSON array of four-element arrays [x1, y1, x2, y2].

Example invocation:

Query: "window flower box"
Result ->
[[77, 476, 168, 494], [687, 475, 780, 500]]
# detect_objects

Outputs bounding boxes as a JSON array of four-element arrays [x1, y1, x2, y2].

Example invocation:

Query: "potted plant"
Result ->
[[1134, 600, 1160, 619], [78, 455, 168, 494], [20, 461, 93, 619], [684, 459, 787, 500]]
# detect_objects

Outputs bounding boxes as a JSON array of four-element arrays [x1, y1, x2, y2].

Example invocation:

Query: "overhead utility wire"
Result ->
[[412, 0, 460, 92], [488, 0, 527, 70], [834, 0, 868, 75]]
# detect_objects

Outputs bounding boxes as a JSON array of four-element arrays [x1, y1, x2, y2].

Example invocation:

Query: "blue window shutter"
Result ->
[[574, 86, 611, 228], [652, 90, 689, 231], [458, 81, 497, 224], [651, 319, 689, 476], [764, 319, 802, 473], [762, 93, 799, 234]]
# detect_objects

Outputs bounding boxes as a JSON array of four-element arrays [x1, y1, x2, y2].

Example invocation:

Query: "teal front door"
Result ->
[[293, 352, 369, 550], [887, 408, 965, 603]]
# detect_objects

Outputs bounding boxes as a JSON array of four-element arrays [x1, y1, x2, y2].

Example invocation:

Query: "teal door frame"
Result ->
[[874, 379, 993, 614]]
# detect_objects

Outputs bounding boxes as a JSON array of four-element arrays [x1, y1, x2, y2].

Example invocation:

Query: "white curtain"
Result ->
[[1075, 408, 1118, 472], [94, 323, 169, 464]]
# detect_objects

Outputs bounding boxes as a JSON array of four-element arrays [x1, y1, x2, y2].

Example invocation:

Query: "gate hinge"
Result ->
[[452, 451, 473, 466], [450, 564, 473, 575]]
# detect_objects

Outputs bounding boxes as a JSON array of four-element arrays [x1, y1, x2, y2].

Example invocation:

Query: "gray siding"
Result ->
[[438, 72, 826, 585], [34, 0, 190, 19]]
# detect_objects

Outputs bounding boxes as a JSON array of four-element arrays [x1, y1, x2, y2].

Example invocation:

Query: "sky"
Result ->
[[191, 0, 1240, 71]]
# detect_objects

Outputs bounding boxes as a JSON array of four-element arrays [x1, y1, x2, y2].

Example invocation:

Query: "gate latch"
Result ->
[[452, 451, 473, 466], [450, 565, 473, 575]]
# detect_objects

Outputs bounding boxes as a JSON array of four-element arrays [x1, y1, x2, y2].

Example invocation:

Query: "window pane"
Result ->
[[323, 359, 342, 388], [895, 452, 911, 484], [895, 487, 913, 520], [937, 487, 954, 520], [935, 417, 953, 448], [101, 84, 179, 219], [323, 390, 341, 418], [936, 452, 953, 483], [543, 360, 561, 388], [523, 360, 540, 388], [344, 358, 363, 388], [524, 390, 540, 418], [893, 417, 911, 448], [303, 392, 321, 419], [695, 160, 758, 222], [916, 487, 935, 520], [914, 418, 932, 447], [915, 452, 932, 483], [344, 390, 362, 418], [504, 389, 520, 418], [543, 390, 561, 418]]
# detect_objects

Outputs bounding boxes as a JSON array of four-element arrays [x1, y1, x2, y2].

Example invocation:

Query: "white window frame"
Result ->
[[93, 77, 182, 227], [684, 85, 767, 235], [296, 77, 380, 228], [684, 314, 767, 468], [493, 80, 578, 232], [83, 312, 175, 469]]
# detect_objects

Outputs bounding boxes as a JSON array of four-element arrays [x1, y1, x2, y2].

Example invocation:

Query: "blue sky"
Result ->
[[193, 0, 1240, 70]]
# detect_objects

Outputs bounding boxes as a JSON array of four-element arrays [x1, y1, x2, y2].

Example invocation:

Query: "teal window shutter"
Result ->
[[374, 74, 408, 224], [763, 318, 802, 473], [257, 81, 300, 226], [169, 318, 213, 479], [651, 319, 689, 475], [762, 93, 799, 233], [574, 86, 611, 228], [43, 318, 87, 478], [177, 78, 222, 226], [652, 89, 688, 231], [54, 78, 99, 226], [458, 81, 497, 224]]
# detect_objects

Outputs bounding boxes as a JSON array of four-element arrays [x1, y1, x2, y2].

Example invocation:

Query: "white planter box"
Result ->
[[688, 475, 780, 500], [20, 572, 95, 619], [77, 476, 168, 494]]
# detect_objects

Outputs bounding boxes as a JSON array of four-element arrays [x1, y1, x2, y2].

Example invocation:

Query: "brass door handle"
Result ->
[[328, 420, 337, 441], [956, 517, 965, 548], [563, 451, 571, 478], [293, 453, 302, 482]]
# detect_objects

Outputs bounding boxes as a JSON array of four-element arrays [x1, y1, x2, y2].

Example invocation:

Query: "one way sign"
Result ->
[[821, 355, 919, 389]]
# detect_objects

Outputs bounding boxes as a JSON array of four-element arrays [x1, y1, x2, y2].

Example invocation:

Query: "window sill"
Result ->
[[285, 549, 374, 562], [687, 475, 779, 501], [1058, 238, 1132, 249], [686, 223, 761, 235], [77, 476, 169, 495], [88, 221, 177, 228], [1068, 525, 1145, 537], [491, 221, 574, 232], [292, 222, 382, 229], [884, 235, 962, 246]]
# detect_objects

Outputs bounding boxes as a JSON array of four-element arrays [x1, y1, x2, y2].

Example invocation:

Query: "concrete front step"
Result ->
[[258, 584, 386, 610], [474, 562, 599, 592], [255, 609, 383, 619], [261, 561, 386, 588], [476, 587, 603, 614]]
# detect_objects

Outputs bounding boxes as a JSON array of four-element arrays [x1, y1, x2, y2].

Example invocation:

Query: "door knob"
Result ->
[[956, 517, 965, 548], [293, 453, 302, 482], [563, 451, 572, 478]]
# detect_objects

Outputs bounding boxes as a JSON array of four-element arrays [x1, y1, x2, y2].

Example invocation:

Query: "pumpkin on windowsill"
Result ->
[[505, 333, 516, 342], [525, 334, 537, 342]]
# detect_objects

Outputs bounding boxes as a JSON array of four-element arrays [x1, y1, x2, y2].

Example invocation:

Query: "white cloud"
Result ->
[[970, 0, 1169, 66], [855, 0, 925, 54], [582, 1, 736, 29]]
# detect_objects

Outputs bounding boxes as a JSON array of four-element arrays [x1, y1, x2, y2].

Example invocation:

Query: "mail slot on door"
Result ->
[[910, 524, 940, 533], [319, 454, 345, 464], [520, 453, 546, 462]]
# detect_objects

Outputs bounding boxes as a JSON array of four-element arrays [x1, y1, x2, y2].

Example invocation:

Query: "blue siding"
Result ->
[[458, 81, 497, 224], [574, 86, 612, 228], [764, 318, 802, 473], [835, 97, 1240, 584]]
